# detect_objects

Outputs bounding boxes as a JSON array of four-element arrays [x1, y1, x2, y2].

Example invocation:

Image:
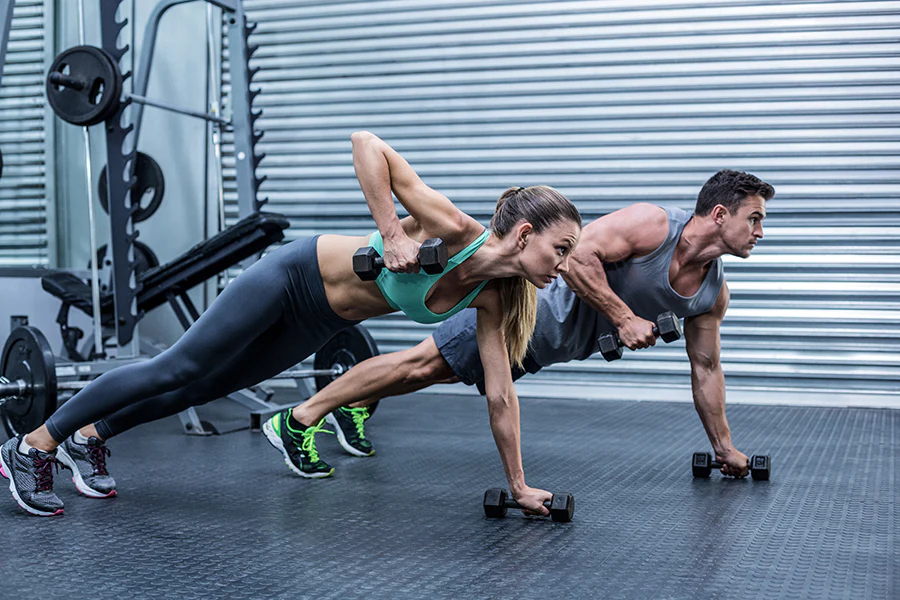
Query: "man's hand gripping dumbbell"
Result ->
[[599, 311, 683, 361]]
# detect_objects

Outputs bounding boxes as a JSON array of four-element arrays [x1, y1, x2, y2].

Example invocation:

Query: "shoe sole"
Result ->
[[55, 445, 117, 499], [262, 419, 334, 479], [325, 413, 375, 457], [0, 447, 64, 517]]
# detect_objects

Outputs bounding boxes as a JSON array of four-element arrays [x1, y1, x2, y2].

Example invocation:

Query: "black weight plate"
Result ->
[[314, 325, 380, 416], [46, 45, 122, 126], [93, 240, 159, 289], [1, 327, 57, 438], [98, 152, 166, 223]]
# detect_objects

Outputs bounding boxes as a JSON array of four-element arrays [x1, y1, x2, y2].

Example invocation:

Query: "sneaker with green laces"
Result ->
[[325, 406, 374, 457], [262, 410, 334, 478]]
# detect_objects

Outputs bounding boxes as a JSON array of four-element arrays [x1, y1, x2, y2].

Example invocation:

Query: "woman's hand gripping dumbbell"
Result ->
[[353, 238, 448, 281]]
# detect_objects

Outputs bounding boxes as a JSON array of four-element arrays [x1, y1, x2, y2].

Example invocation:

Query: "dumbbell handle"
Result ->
[[502, 497, 554, 511], [363, 239, 443, 269], [607, 324, 662, 348], [49, 72, 85, 91]]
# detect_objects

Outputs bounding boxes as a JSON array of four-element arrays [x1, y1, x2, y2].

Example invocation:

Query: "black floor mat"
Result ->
[[1, 394, 897, 599]]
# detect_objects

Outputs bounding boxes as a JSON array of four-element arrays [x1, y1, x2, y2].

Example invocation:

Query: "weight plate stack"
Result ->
[[1, 327, 57, 438]]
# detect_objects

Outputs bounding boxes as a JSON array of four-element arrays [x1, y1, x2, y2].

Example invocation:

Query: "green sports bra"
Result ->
[[368, 229, 491, 324]]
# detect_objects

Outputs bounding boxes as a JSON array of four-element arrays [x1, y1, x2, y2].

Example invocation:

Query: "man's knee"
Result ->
[[400, 337, 455, 385]]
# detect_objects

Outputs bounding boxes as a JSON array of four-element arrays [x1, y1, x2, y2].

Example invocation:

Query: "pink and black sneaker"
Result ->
[[56, 435, 117, 499], [0, 435, 65, 516]]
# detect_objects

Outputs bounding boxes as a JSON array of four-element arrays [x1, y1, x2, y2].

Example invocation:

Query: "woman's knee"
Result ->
[[155, 354, 209, 388]]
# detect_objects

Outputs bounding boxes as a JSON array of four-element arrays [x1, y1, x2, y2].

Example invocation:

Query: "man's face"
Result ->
[[720, 195, 766, 258]]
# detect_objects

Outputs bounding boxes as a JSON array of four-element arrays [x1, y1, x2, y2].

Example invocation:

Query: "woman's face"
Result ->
[[517, 219, 581, 288]]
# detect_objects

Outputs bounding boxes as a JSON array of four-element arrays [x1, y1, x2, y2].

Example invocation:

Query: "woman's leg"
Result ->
[[93, 320, 322, 439], [34, 245, 297, 450]]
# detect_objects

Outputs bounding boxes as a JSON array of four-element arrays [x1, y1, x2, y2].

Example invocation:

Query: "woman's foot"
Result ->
[[56, 434, 117, 499], [0, 435, 64, 516]]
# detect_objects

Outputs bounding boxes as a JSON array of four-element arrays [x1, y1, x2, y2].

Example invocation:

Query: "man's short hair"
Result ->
[[695, 169, 775, 216]]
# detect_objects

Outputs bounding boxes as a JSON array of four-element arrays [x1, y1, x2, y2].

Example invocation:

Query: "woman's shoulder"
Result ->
[[468, 280, 501, 311]]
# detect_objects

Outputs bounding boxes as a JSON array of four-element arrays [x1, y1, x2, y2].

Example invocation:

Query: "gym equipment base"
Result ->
[[0, 394, 896, 599]]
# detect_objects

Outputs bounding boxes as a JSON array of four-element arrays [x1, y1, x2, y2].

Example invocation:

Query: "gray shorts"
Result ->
[[432, 308, 542, 395]]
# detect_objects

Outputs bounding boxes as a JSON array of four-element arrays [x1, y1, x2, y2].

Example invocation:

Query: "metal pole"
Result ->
[[127, 92, 231, 126], [77, 0, 104, 359], [207, 3, 227, 289], [0, 0, 13, 87]]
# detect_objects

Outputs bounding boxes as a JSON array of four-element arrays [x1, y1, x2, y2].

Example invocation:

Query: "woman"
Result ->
[[1, 131, 582, 518]]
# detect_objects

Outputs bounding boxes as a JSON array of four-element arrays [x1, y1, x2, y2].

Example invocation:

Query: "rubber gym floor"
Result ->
[[0, 392, 897, 600]]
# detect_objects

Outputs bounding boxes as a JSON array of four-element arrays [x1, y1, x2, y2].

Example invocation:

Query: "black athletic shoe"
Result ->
[[56, 435, 117, 499], [262, 410, 335, 478], [0, 435, 64, 516], [325, 406, 374, 457]]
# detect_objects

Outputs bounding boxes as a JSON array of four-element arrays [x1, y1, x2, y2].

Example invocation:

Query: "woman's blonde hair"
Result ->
[[489, 186, 582, 368]]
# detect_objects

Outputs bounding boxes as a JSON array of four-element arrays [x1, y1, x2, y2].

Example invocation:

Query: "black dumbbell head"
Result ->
[[599, 332, 623, 361], [656, 312, 682, 343], [483, 488, 509, 519], [691, 452, 713, 478], [418, 238, 448, 275], [352, 246, 382, 281], [548, 493, 575, 522], [750, 455, 771, 481]]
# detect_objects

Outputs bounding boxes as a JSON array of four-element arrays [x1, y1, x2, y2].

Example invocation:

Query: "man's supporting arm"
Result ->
[[683, 283, 749, 477]]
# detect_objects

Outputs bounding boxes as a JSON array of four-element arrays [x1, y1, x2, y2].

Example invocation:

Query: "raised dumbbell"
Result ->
[[483, 488, 575, 522], [598, 310, 682, 361], [691, 452, 771, 481], [353, 238, 448, 281]]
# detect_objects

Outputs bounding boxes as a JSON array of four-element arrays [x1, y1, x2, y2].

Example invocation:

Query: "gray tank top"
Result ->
[[527, 206, 724, 367]]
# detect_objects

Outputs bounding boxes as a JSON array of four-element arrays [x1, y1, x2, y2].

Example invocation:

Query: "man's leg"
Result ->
[[294, 335, 456, 425]]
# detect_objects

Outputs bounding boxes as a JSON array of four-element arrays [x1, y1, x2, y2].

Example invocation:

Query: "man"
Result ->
[[295, 169, 773, 478]]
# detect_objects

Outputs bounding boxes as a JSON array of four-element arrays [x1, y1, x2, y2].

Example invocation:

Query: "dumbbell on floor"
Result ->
[[599, 311, 682, 361], [483, 488, 575, 522], [691, 452, 771, 481], [353, 238, 448, 281]]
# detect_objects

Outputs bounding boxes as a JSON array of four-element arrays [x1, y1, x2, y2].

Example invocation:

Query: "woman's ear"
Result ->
[[517, 222, 534, 249]]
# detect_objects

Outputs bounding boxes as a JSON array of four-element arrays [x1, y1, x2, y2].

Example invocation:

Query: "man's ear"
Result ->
[[712, 204, 729, 225]]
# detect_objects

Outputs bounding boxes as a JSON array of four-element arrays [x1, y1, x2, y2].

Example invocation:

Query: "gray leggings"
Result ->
[[45, 236, 358, 442]]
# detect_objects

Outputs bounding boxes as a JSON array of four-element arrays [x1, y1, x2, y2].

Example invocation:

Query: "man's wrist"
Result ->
[[713, 440, 735, 456]]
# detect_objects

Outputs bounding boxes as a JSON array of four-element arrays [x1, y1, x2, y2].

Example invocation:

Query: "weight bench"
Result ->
[[41, 211, 290, 360]]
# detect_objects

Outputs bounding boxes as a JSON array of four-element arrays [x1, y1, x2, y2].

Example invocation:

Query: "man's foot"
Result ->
[[0, 435, 64, 516], [262, 410, 334, 478], [56, 435, 117, 499], [325, 406, 374, 457]]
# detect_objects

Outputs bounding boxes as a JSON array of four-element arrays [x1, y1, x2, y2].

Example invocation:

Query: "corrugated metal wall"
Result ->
[[0, 0, 49, 267], [225, 0, 900, 400]]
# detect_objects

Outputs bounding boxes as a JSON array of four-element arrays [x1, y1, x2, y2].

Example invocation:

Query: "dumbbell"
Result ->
[[691, 452, 771, 481], [598, 311, 682, 361], [353, 238, 448, 281], [483, 488, 575, 522]]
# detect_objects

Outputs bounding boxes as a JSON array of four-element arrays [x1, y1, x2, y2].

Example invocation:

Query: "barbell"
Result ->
[[46, 45, 230, 127], [0, 325, 379, 438]]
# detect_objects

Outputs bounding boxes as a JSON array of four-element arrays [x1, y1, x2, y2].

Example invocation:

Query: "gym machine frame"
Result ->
[[39, 0, 273, 435], [97, 0, 265, 350], [8, 0, 373, 436]]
